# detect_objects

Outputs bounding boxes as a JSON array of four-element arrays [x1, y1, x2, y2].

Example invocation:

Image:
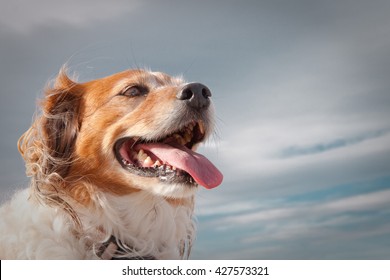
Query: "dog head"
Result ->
[[19, 68, 223, 204]]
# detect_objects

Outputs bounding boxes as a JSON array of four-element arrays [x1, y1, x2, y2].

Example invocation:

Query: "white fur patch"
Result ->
[[0, 189, 195, 259]]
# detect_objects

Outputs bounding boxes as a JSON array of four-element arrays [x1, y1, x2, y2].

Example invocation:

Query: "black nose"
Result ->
[[176, 83, 211, 110]]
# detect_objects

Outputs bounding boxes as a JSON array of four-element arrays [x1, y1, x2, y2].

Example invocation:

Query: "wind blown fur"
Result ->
[[0, 67, 218, 259]]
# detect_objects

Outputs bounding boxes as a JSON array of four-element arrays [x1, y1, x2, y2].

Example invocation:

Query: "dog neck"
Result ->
[[77, 190, 196, 260]]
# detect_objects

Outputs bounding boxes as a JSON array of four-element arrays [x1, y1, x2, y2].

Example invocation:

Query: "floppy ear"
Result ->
[[41, 68, 83, 177]]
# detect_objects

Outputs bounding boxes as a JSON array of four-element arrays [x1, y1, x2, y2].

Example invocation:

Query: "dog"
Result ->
[[0, 67, 223, 259]]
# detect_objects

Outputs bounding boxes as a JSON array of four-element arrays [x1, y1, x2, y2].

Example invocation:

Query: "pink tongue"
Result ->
[[135, 142, 223, 189]]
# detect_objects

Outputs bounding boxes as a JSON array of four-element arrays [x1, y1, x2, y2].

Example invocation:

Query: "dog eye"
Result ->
[[121, 86, 148, 97]]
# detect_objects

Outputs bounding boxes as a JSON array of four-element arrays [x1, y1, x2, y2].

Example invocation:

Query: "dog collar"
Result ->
[[97, 236, 155, 260]]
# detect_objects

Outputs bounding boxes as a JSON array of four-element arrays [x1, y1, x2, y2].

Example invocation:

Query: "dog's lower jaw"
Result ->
[[143, 181, 198, 198], [116, 168, 199, 199]]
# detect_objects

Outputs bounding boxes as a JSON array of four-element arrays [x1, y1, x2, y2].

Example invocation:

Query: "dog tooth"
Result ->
[[198, 122, 205, 134], [138, 149, 147, 161], [172, 166, 176, 171], [144, 156, 153, 167]]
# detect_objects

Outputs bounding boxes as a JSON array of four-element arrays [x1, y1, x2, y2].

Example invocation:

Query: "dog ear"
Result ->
[[41, 68, 83, 177]]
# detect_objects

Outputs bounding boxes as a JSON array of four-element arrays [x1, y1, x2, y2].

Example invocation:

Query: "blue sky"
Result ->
[[1, 0, 390, 259]]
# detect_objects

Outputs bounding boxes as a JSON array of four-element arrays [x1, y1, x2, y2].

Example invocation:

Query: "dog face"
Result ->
[[22, 69, 223, 203]]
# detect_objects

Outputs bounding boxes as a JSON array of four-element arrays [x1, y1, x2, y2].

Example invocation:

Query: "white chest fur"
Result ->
[[0, 189, 195, 259]]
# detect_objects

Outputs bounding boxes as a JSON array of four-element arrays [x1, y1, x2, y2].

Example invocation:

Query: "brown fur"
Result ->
[[18, 68, 193, 209]]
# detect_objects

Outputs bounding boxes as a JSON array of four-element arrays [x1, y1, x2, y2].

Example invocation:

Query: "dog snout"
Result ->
[[176, 83, 211, 110]]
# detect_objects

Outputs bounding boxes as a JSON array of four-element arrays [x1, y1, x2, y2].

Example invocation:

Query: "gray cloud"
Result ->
[[194, 189, 390, 259], [0, 0, 139, 33], [1, 0, 390, 259]]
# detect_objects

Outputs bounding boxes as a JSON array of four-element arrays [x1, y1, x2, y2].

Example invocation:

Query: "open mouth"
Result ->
[[114, 121, 223, 189]]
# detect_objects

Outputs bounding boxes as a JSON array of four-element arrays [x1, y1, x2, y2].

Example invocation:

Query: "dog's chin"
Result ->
[[145, 179, 198, 198], [118, 171, 198, 198]]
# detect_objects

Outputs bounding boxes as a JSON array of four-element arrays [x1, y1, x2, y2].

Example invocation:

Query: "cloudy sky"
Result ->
[[1, 0, 390, 259]]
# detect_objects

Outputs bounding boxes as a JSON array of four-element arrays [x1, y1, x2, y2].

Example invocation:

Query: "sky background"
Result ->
[[1, 0, 390, 259]]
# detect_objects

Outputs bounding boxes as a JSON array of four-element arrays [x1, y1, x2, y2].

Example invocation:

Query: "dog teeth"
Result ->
[[138, 149, 147, 161], [198, 121, 205, 135], [172, 129, 193, 146], [131, 150, 176, 170], [124, 121, 204, 170], [173, 134, 184, 144], [144, 156, 153, 167], [159, 163, 175, 171], [128, 151, 179, 172]]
